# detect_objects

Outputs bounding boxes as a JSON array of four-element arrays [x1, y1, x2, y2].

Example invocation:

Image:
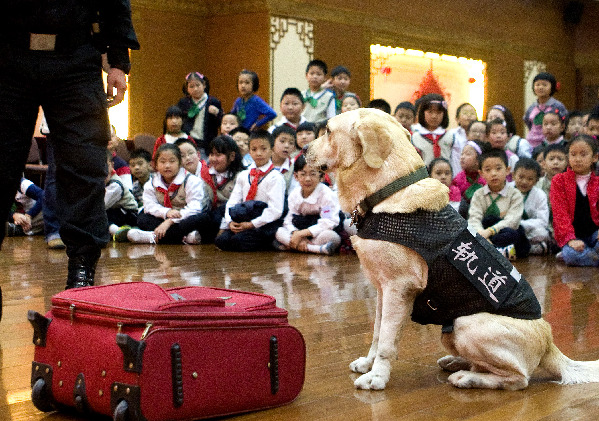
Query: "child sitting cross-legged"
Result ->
[[126, 144, 207, 245], [105, 151, 139, 241], [513, 158, 550, 255], [215, 130, 286, 252], [467, 147, 530, 260], [274, 155, 341, 255]]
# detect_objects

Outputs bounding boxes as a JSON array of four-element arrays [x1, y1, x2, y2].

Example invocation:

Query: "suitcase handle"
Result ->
[[158, 298, 227, 311]]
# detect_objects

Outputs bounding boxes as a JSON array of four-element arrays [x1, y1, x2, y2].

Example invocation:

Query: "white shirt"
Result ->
[[447, 126, 468, 176], [268, 115, 307, 133], [283, 183, 340, 237], [142, 168, 205, 221], [520, 186, 549, 240], [221, 161, 286, 229]]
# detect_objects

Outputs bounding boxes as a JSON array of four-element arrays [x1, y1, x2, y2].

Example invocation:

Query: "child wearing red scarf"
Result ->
[[410, 94, 452, 167], [215, 130, 286, 252]]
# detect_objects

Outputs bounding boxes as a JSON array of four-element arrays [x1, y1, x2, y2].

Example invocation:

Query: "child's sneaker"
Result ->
[[529, 241, 548, 255], [497, 244, 516, 261], [113, 225, 132, 242], [182, 231, 202, 245], [127, 228, 156, 244], [47, 238, 66, 249], [319, 241, 337, 256], [108, 224, 119, 236]]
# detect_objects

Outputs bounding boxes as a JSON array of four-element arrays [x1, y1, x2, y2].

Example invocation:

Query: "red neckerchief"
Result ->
[[422, 131, 445, 158], [156, 181, 181, 208], [198, 160, 217, 208], [246, 164, 274, 201]]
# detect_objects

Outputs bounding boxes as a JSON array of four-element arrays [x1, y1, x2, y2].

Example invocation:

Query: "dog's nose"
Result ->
[[302, 144, 310, 153]]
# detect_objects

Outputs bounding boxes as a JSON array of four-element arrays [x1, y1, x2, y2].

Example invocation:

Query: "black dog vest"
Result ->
[[357, 205, 541, 330]]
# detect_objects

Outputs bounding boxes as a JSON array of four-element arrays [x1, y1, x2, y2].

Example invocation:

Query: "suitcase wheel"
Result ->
[[113, 400, 129, 421], [31, 378, 54, 412]]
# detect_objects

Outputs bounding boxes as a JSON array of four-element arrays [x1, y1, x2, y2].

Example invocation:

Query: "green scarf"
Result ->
[[522, 191, 530, 220], [306, 96, 318, 108], [484, 193, 502, 218], [464, 175, 482, 201]]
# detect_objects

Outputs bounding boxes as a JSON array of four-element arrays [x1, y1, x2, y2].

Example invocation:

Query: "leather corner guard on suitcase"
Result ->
[[28, 282, 306, 421]]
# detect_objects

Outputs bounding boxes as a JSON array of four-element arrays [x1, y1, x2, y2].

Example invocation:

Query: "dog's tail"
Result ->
[[539, 342, 599, 384]]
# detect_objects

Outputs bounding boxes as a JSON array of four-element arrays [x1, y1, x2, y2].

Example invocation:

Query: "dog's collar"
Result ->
[[351, 166, 429, 226]]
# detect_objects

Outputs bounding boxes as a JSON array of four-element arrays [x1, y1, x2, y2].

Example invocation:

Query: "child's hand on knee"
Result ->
[[567, 239, 585, 252]]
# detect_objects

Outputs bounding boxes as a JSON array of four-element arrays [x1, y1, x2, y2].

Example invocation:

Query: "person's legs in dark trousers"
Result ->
[[215, 228, 270, 252], [40, 45, 111, 288], [491, 227, 531, 258], [42, 141, 63, 246], [137, 212, 203, 244]]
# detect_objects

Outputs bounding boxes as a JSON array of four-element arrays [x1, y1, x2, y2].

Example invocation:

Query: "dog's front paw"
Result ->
[[437, 355, 471, 372], [354, 370, 389, 390], [350, 357, 373, 374], [447, 370, 477, 389]]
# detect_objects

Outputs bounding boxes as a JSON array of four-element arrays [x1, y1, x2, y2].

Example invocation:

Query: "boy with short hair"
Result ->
[[230, 126, 252, 167], [302, 59, 336, 123], [394, 101, 416, 133], [513, 158, 550, 255], [269, 87, 306, 132], [565, 110, 584, 141], [584, 112, 599, 139], [215, 130, 286, 252], [468, 148, 530, 260], [106, 151, 140, 241], [536, 144, 567, 198], [128, 148, 153, 208], [271, 125, 296, 191], [328, 65, 352, 114], [368, 98, 391, 114]]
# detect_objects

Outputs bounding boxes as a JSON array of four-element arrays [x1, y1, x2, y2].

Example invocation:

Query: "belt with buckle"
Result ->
[[6, 30, 91, 52]]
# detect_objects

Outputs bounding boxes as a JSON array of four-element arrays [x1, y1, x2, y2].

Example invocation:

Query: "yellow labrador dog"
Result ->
[[306, 108, 599, 391]]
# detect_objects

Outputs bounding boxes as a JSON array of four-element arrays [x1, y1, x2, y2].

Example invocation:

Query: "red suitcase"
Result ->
[[28, 282, 305, 420]]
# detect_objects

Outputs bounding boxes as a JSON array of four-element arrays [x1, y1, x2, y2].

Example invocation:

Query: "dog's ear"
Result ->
[[354, 113, 393, 169]]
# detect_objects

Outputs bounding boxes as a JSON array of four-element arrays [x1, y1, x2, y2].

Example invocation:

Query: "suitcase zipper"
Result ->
[[140, 322, 153, 340]]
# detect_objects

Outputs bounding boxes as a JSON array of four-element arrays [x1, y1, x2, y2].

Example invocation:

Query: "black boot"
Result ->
[[65, 255, 98, 290]]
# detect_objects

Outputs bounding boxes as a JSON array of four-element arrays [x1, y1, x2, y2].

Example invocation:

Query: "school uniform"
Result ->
[[178, 95, 223, 153], [231, 95, 277, 130], [216, 161, 286, 251], [550, 169, 599, 266], [268, 116, 307, 133], [520, 186, 550, 244], [447, 126, 468, 176], [506, 135, 532, 158], [468, 183, 530, 257], [152, 133, 193, 159], [273, 158, 294, 193], [452, 170, 486, 219], [410, 127, 452, 167], [138, 168, 206, 244], [105, 172, 139, 228], [302, 88, 336, 123], [275, 183, 341, 248]]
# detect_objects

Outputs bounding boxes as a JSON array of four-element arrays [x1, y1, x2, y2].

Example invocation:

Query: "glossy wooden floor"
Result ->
[[2, 236, 599, 421]]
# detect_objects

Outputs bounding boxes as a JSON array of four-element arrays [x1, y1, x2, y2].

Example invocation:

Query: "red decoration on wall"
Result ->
[[411, 61, 451, 102], [468, 77, 476, 84], [556, 81, 561, 92], [381, 66, 392, 75]]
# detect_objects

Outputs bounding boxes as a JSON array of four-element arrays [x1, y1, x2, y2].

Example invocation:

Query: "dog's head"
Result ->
[[306, 108, 448, 213]]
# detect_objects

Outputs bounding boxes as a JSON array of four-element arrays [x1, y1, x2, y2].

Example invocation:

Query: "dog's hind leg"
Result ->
[[350, 286, 382, 374], [437, 332, 472, 372]]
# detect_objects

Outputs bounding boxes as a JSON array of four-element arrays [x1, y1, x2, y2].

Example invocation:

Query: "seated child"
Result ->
[[105, 152, 139, 241], [294, 122, 316, 159], [215, 130, 286, 252], [468, 148, 530, 260], [230, 126, 252, 167], [340, 93, 361, 113], [108, 125, 133, 191], [541, 108, 566, 147], [152, 105, 194, 159], [411, 94, 452, 167], [394, 101, 416, 133], [583, 111, 599, 139], [487, 118, 519, 170], [513, 158, 550, 255], [220, 113, 240, 136], [196, 135, 246, 243], [536, 144, 567, 198], [452, 140, 486, 218], [175, 138, 215, 211], [466, 120, 487, 144], [6, 177, 44, 236], [550, 135, 599, 266], [448, 103, 478, 175], [328, 65, 352, 114], [274, 155, 341, 255], [565, 110, 584, 142], [271, 125, 296, 191], [428, 157, 460, 210], [532, 145, 546, 178], [269, 87, 306, 132], [128, 148, 153, 208], [487, 105, 532, 158], [302, 60, 336, 123], [127, 144, 206, 245]]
